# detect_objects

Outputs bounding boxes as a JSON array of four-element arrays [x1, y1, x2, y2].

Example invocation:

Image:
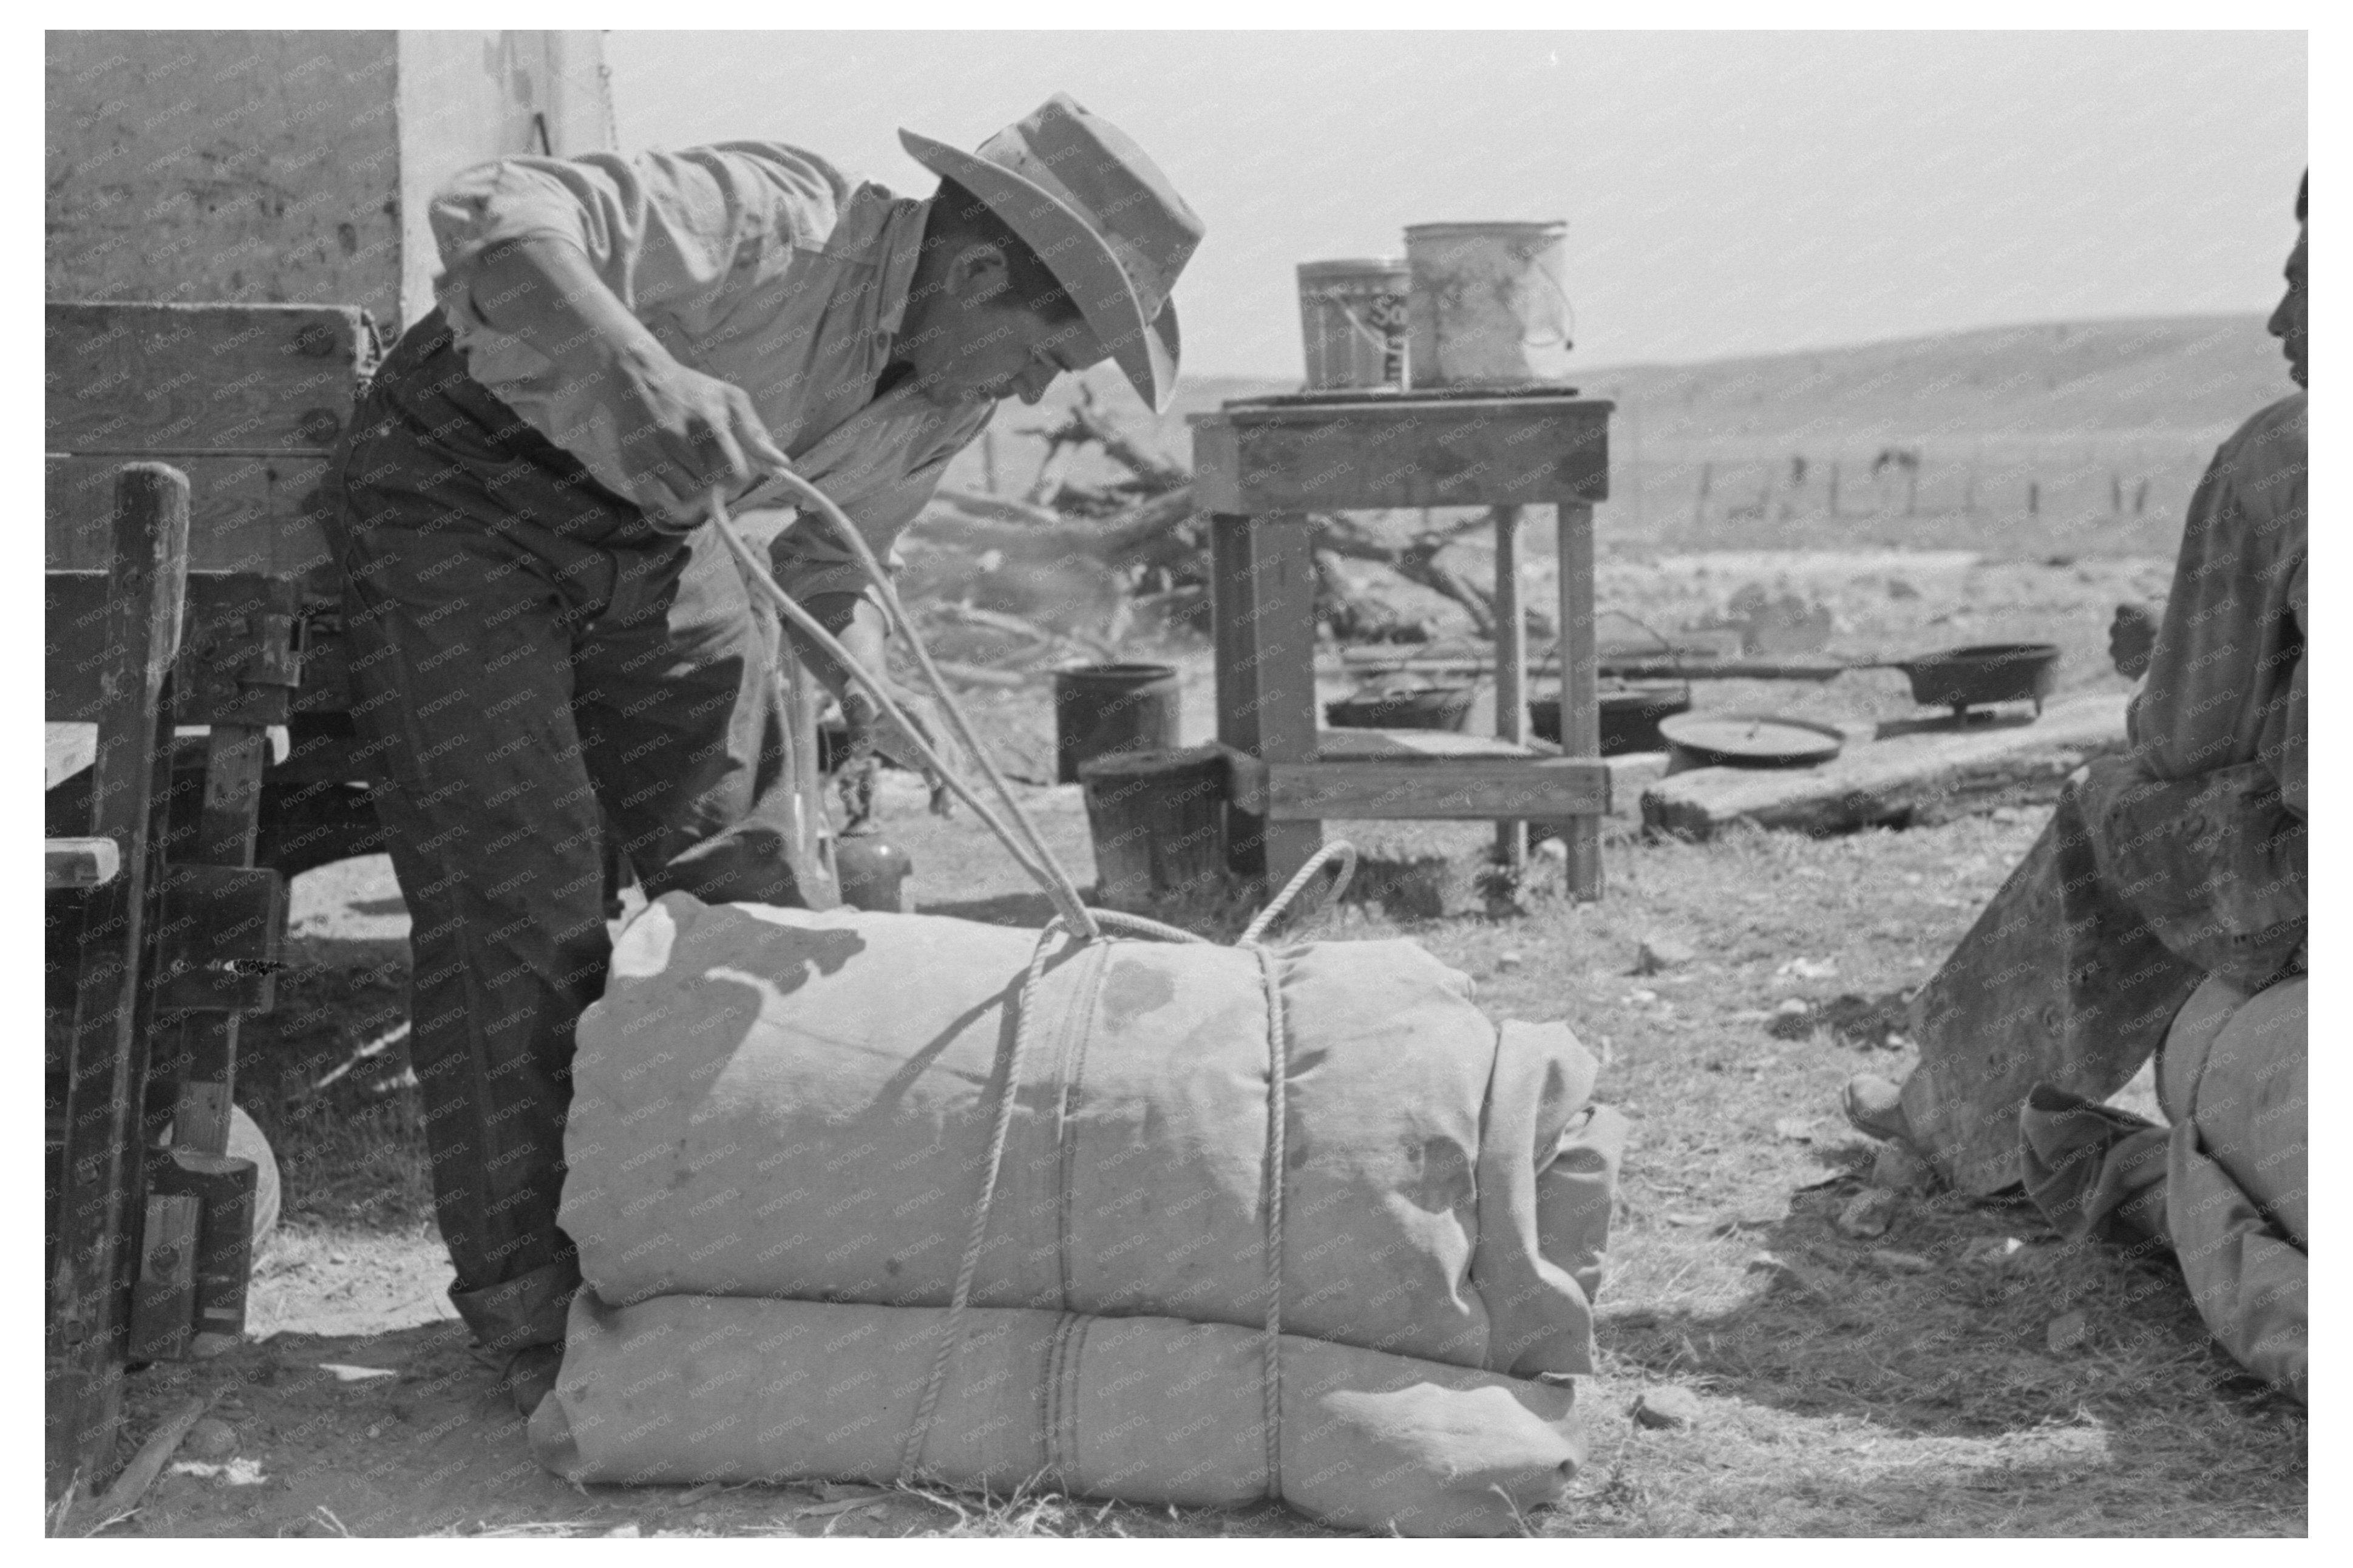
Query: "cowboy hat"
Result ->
[[900, 93, 1204, 413]]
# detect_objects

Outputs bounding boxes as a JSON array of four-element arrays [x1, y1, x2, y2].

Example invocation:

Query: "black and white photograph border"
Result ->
[[16, 2, 2327, 1547]]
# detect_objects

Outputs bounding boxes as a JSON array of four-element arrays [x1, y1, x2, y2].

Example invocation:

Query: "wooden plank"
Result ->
[[1261, 757, 1611, 821], [154, 864, 285, 1014], [190, 725, 270, 866], [46, 302, 371, 455], [169, 724, 274, 1158], [125, 1195, 202, 1362], [46, 838, 120, 889], [1640, 692, 2133, 840], [1210, 513, 1323, 887], [1316, 728, 1540, 760], [51, 464, 186, 1486], [47, 453, 336, 596], [1555, 501, 1603, 899], [49, 570, 304, 725], [1491, 504, 1527, 867], [1190, 399, 1610, 512]]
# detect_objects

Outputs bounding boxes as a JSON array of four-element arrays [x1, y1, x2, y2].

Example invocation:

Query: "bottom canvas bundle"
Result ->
[[531, 1288, 1586, 1536]]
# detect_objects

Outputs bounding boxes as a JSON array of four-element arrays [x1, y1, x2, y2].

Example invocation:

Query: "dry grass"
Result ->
[[225, 540, 2303, 1534], [237, 805, 2304, 1536], [1301, 816, 2307, 1536]]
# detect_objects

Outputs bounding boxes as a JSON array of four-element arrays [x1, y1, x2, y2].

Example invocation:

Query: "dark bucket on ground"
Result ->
[[1053, 663, 1183, 783]]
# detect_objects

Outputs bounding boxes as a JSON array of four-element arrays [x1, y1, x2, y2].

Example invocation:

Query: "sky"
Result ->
[[610, 32, 2300, 378]]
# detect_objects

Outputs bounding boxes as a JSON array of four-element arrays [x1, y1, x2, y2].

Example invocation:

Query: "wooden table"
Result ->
[[1190, 391, 1614, 900]]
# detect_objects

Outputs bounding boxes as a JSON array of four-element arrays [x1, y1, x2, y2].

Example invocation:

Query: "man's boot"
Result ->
[[498, 1343, 564, 1419]]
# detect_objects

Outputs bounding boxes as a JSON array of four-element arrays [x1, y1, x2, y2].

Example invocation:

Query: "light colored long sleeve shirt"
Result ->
[[427, 141, 990, 594]]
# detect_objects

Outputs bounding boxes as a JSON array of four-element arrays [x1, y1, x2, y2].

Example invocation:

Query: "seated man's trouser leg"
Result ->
[[328, 406, 806, 1352], [1898, 781, 2205, 1193]]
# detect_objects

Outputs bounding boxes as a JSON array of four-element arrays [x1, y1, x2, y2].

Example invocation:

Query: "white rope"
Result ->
[[707, 494, 1092, 933], [1238, 841, 1359, 948], [729, 473, 1101, 939], [1251, 941, 1289, 1502]]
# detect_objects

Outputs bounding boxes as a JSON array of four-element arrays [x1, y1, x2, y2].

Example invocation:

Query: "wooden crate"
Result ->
[[44, 303, 377, 600]]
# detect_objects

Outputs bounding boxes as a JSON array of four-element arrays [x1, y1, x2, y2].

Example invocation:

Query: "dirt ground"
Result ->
[[76, 550, 2304, 1538]]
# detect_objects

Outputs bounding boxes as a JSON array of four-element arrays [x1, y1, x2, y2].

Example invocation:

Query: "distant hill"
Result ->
[[940, 313, 2292, 557], [1583, 314, 2288, 452]]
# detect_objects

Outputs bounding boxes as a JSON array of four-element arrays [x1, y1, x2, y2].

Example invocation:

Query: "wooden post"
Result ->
[[50, 464, 189, 1489], [1211, 512, 1322, 892], [1828, 460, 1840, 517], [1490, 505, 1527, 867], [1555, 499, 1602, 900]]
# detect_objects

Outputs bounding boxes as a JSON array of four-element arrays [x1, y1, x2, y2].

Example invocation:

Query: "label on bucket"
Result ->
[[1299, 260, 1409, 391]]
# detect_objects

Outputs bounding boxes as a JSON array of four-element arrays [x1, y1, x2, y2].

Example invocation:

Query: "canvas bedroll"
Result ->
[[560, 894, 1628, 1379], [529, 1289, 1587, 1536]]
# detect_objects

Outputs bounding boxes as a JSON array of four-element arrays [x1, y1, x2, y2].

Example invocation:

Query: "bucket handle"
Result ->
[[1520, 266, 1577, 351]]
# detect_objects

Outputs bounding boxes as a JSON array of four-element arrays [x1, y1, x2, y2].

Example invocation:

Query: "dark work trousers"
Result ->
[[323, 312, 809, 1353]]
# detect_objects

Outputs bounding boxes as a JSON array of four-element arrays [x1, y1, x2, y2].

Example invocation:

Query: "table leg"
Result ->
[[1556, 499, 1603, 899], [1491, 504, 1526, 869], [1210, 512, 1322, 891]]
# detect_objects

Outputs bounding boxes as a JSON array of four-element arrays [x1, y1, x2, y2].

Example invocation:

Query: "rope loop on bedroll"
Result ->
[[1240, 841, 1358, 948]]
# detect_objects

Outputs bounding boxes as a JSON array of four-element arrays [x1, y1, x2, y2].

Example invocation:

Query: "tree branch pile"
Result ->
[[903, 392, 1550, 679]]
